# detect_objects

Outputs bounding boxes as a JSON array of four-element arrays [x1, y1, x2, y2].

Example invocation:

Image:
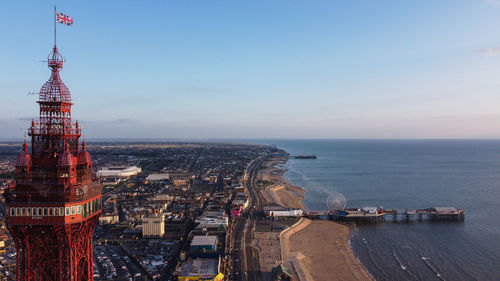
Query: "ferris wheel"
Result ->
[[326, 192, 347, 212]]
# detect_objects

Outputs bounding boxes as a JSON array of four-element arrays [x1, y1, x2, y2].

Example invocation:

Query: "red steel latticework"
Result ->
[[4, 41, 102, 280]]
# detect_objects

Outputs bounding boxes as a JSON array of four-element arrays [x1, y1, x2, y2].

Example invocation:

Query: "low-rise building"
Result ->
[[146, 173, 170, 182], [173, 179, 189, 187], [190, 235, 218, 252], [97, 166, 142, 178], [195, 216, 228, 231], [268, 209, 303, 218], [99, 214, 119, 224], [272, 264, 293, 281], [177, 258, 221, 281]]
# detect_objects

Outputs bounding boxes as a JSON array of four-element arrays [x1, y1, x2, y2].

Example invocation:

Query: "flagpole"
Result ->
[[54, 5, 56, 48]]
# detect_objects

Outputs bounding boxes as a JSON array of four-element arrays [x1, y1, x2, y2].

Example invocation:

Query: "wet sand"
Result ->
[[260, 156, 372, 281], [269, 184, 305, 210], [259, 156, 305, 210]]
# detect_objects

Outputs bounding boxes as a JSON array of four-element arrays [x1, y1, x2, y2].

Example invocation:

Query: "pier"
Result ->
[[304, 206, 465, 223]]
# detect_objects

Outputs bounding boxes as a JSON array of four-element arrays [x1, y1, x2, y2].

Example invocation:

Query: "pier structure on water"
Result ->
[[305, 206, 465, 223]]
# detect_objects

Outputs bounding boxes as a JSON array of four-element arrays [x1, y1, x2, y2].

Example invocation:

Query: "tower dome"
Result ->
[[78, 141, 91, 165], [15, 141, 31, 168], [58, 143, 74, 167], [39, 47, 71, 103]]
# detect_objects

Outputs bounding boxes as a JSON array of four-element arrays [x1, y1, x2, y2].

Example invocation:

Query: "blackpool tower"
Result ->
[[3, 11, 102, 281]]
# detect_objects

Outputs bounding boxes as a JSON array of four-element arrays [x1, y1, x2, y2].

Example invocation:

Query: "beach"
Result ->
[[258, 155, 372, 281]]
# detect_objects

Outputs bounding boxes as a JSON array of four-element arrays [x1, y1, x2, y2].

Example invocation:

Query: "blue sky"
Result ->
[[2, 0, 500, 139]]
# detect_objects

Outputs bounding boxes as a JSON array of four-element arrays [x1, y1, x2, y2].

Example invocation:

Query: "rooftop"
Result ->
[[191, 235, 217, 246], [179, 258, 219, 278]]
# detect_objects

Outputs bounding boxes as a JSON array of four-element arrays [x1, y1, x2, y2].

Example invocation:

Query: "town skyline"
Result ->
[[3, 0, 500, 139]]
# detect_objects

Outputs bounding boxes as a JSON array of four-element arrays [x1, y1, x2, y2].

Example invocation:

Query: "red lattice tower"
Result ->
[[4, 17, 102, 281]]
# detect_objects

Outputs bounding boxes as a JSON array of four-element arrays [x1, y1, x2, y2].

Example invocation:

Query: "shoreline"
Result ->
[[258, 154, 372, 281]]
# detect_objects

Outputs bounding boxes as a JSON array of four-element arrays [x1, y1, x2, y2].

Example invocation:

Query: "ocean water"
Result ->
[[259, 139, 500, 281]]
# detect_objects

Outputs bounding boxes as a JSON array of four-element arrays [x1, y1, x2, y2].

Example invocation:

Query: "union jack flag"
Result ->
[[56, 11, 73, 26]]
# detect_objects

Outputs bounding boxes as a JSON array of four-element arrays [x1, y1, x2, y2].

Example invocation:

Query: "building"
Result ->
[[190, 235, 218, 252], [177, 258, 221, 281], [3, 29, 102, 280], [146, 173, 170, 182], [173, 179, 189, 187], [97, 166, 142, 178], [195, 216, 228, 231], [272, 264, 293, 281], [267, 209, 303, 218], [142, 215, 165, 237], [0, 233, 7, 248], [99, 214, 119, 224]]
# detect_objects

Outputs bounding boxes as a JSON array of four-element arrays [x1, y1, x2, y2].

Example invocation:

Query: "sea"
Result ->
[[253, 139, 500, 281]]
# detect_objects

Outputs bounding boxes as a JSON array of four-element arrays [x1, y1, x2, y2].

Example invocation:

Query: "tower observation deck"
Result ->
[[3, 30, 102, 280]]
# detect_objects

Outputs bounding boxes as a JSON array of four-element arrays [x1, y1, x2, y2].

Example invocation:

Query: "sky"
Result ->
[[2, 0, 500, 139]]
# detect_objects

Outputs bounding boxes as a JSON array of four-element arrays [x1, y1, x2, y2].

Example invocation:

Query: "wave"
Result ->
[[392, 248, 418, 281], [421, 254, 446, 281], [356, 235, 390, 280]]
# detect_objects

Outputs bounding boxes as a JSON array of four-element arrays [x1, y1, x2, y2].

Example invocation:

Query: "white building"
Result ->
[[99, 214, 119, 224], [97, 166, 142, 178], [146, 173, 170, 182], [142, 215, 165, 237], [195, 216, 228, 230], [268, 209, 303, 217]]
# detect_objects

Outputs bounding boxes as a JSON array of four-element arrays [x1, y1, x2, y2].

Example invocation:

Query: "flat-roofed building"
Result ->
[[146, 173, 170, 182], [99, 214, 119, 224], [195, 216, 228, 231], [97, 166, 142, 178], [267, 209, 303, 217], [190, 235, 218, 252], [178, 258, 221, 281], [173, 179, 189, 187]]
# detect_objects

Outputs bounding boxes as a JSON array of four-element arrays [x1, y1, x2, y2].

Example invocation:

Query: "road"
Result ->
[[0, 200, 5, 218], [231, 155, 267, 281]]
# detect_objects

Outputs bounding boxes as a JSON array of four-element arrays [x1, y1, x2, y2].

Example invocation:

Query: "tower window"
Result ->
[[77, 205, 81, 214], [10, 208, 15, 216], [65, 207, 70, 216], [49, 208, 53, 216], [38, 208, 43, 216], [16, 208, 20, 216], [27, 208, 31, 216], [43, 208, 47, 216], [21, 208, 26, 216], [71, 206, 76, 215], [59, 207, 64, 216]]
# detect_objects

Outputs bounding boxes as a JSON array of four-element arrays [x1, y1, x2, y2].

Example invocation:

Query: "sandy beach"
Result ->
[[259, 156, 372, 281], [258, 156, 305, 210], [267, 184, 305, 210], [281, 218, 372, 281]]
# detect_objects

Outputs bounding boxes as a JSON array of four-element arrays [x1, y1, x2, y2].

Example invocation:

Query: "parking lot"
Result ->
[[93, 245, 146, 281]]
